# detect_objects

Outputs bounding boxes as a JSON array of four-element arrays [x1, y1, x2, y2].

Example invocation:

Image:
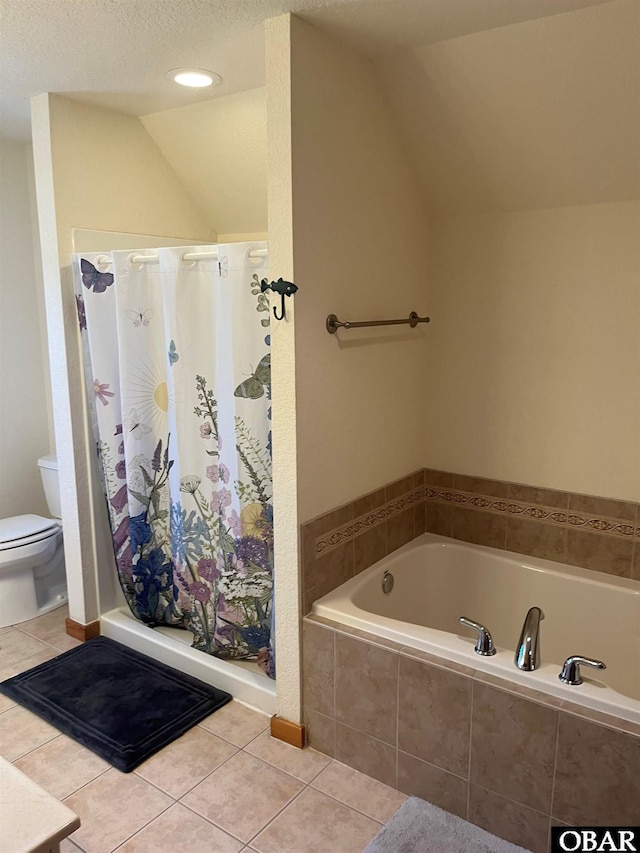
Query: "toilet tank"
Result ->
[[37, 455, 62, 519]]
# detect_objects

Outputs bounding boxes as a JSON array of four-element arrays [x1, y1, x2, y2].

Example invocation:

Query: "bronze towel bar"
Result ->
[[326, 311, 430, 334]]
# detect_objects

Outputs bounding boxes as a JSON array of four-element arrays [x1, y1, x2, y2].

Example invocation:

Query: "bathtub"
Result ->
[[312, 533, 640, 724]]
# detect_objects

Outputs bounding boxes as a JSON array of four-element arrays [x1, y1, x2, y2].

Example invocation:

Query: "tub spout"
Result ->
[[515, 606, 544, 671]]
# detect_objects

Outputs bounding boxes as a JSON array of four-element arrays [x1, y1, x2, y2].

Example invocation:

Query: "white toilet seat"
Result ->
[[0, 515, 63, 575], [0, 515, 61, 551]]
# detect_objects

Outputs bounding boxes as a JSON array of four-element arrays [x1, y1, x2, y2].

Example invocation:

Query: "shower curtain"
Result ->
[[74, 243, 274, 677]]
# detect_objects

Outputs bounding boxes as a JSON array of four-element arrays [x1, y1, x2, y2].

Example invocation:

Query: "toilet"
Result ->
[[0, 455, 67, 628]]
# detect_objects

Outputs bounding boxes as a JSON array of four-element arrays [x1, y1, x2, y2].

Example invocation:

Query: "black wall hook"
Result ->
[[260, 278, 298, 321]]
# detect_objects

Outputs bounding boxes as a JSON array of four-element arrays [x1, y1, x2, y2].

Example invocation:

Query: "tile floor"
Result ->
[[0, 607, 406, 852]]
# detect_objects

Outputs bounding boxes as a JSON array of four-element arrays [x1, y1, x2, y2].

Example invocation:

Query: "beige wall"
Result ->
[[142, 88, 268, 237], [31, 94, 213, 624], [379, 0, 639, 216], [289, 15, 431, 524], [424, 201, 640, 502], [48, 96, 214, 261], [265, 15, 300, 721], [0, 139, 51, 517]]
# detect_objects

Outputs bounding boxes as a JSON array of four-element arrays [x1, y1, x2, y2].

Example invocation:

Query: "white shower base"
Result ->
[[100, 607, 277, 714]]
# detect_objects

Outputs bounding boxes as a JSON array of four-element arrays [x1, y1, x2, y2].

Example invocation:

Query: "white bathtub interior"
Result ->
[[313, 533, 640, 723]]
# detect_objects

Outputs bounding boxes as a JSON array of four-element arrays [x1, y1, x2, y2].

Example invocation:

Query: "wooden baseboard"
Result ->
[[65, 617, 100, 642], [270, 715, 306, 749]]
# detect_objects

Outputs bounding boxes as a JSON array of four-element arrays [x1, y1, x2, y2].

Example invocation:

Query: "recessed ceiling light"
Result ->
[[167, 68, 221, 88]]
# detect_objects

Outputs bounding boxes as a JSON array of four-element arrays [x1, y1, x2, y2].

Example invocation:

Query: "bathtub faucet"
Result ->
[[515, 606, 544, 671]]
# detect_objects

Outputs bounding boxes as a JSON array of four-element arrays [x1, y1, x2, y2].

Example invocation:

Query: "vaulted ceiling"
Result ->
[[1, 0, 618, 139], [1, 0, 636, 224]]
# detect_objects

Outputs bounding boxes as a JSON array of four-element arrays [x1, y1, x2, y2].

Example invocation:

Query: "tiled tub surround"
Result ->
[[422, 470, 639, 581], [311, 534, 640, 716], [302, 616, 640, 853], [301, 470, 427, 614], [300, 469, 640, 615]]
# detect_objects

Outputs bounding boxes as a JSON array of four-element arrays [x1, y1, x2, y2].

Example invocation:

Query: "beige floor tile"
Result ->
[[115, 803, 243, 852], [17, 605, 80, 652], [135, 726, 237, 798], [59, 839, 83, 852], [252, 786, 381, 853], [244, 731, 331, 783], [0, 648, 60, 713], [0, 628, 53, 669], [198, 700, 269, 747], [64, 767, 173, 853], [0, 704, 59, 761], [16, 604, 69, 639], [0, 647, 59, 681], [312, 760, 407, 823], [13, 734, 109, 799], [0, 693, 16, 713], [181, 750, 303, 843]]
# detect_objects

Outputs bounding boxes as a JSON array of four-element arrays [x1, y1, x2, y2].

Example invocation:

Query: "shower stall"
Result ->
[[74, 235, 277, 713]]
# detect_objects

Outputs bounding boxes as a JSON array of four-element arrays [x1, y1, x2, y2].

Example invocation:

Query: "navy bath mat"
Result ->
[[0, 636, 232, 772]]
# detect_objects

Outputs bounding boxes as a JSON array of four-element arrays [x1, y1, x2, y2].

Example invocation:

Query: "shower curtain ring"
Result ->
[[259, 278, 299, 321]]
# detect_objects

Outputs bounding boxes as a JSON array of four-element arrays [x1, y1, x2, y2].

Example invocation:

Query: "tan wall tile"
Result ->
[[303, 503, 354, 540], [397, 751, 468, 819], [508, 483, 569, 509], [400, 646, 477, 678], [553, 713, 640, 825], [310, 617, 403, 653], [335, 634, 398, 745], [335, 723, 396, 787], [506, 517, 566, 561], [398, 656, 472, 777], [352, 488, 386, 518], [354, 524, 386, 575], [474, 672, 562, 708], [302, 621, 335, 718], [386, 507, 414, 553], [412, 469, 426, 487], [566, 529, 634, 578], [568, 493, 637, 522], [424, 469, 455, 487], [470, 682, 558, 814], [558, 704, 640, 739], [452, 506, 507, 549], [304, 708, 335, 758], [414, 502, 426, 536], [385, 474, 415, 500], [301, 524, 318, 591], [455, 474, 509, 498], [314, 540, 355, 598], [303, 586, 318, 615], [468, 784, 550, 853], [425, 502, 453, 537]]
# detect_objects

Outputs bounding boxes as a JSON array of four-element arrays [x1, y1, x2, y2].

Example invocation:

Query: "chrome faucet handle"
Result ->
[[459, 617, 496, 656], [559, 655, 606, 686]]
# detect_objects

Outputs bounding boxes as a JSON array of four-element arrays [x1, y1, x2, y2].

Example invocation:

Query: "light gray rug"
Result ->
[[363, 798, 532, 853]]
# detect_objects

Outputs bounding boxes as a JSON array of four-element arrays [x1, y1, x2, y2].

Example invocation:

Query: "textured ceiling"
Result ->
[[0, 0, 617, 140]]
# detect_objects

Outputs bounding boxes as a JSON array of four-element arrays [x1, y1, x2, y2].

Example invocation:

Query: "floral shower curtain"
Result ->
[[74, 243, 274, 677]]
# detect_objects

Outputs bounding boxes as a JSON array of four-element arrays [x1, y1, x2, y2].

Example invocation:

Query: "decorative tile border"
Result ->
[[425, 486, 637, 540], [315, 487, 425, 557], [314, 482, 637, 558]]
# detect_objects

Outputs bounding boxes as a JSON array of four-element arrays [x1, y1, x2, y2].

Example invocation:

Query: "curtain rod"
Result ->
[[93, 247, 268, 268]]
